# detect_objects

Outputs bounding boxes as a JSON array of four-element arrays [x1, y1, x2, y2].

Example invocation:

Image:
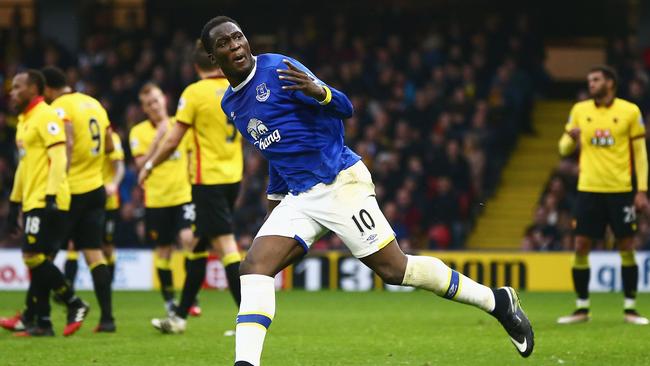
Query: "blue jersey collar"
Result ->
[[231, 55, 258, 93]]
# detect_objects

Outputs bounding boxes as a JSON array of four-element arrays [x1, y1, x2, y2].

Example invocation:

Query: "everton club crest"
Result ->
[[256, 83, 270, 102]]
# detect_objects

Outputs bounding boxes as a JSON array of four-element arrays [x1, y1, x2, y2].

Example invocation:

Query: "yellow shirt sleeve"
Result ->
[[129, 126, 147, 157], [39, 113, 66, 148], [175, 88, 196, 126], [630, 105, 646, 138], [559, 105, 580, 156]]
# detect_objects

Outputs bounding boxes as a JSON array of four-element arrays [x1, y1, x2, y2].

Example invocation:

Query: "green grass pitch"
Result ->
[[1, 290, 648, 365]]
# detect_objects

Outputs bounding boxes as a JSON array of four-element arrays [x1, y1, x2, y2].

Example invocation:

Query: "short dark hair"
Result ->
[[200, 15, 240, 54], [589, 65, 618, 89], [192, 39, 219, 71], [41, 66, 68, 89], [24, 69, 45, 95]]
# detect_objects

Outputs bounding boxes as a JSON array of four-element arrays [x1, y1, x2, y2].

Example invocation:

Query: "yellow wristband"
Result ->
[[318, 85, 332, 105]]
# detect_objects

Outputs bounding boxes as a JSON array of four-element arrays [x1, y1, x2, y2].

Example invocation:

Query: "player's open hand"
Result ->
[[278, 59, 327, 102], [634, 191, 649, 213]]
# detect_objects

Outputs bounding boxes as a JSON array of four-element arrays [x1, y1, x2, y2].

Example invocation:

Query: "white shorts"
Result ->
[[257, 161, 395, 258]]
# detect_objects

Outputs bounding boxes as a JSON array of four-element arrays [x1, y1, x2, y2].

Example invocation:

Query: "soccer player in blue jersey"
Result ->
[[201, 16, 535, 365]]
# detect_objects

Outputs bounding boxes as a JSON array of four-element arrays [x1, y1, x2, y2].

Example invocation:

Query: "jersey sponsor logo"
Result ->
[[47, 122, 61, 135], [590, 129, 614, 147], [177, 97, 186, 110], [247, 118, 269, 141], [55, 108, 66, 119], [256, 130, 281, 150], [255, 83, 270, 102], [247, 118, 280, 150]]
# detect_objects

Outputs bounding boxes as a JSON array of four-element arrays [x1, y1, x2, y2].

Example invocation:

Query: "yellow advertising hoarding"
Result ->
[[155, 251, 577, 292]]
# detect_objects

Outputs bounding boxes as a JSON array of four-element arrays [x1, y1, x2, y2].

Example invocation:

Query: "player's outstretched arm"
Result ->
[[277, 59, 353, 119]]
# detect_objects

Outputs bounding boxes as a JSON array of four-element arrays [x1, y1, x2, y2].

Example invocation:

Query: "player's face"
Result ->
[[10, 73, 34, 113], [140, 88, 168, 121], [587, 71, 610, 98], [209, 22, 253, 78]]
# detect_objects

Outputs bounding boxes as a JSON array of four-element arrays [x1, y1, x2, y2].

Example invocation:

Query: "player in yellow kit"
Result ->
[[557, 65, 649, 325], [61, 133, 125, 285], [144, 40, 244, 334], [130, 83, 196, 315], [102, 131, 125, 280], [4, 70, 89, 336], [42, 66, 116, 332]]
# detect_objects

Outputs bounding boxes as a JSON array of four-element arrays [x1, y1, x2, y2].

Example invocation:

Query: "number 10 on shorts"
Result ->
[[351, 209, 375, 235]]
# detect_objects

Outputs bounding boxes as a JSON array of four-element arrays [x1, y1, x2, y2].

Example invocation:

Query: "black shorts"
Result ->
[[145, 203, 195, 246], [192, 183, 240, 238], [22, 209, 68, 254], [104, 209, 119, 245], [65, 187, 106, 250], [574, 191, 637, 239]]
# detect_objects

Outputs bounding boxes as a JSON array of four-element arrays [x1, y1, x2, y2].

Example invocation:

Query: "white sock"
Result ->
[[576, 298, 590, 309], [235, 274, 276, 366], [401, 255, 495, 312]]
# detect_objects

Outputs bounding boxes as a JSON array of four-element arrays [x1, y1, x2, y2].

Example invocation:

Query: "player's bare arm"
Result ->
[[138, 121, 189, 184], [106, 159, 125, 197], [104, 126, 115, 154], [135, 121, 167, 171]]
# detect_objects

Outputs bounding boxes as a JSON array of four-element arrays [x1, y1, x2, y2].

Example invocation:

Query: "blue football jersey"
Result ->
[[221, 53, 360, 195]]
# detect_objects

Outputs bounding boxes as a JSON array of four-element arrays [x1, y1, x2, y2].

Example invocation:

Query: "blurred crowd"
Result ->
[[0, 12, 548, 251], [523, 35, 650, 251]]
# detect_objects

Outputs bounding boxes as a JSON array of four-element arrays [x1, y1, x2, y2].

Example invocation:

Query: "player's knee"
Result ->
[[239, 257, 255, 276], [239, 255, 272, 277], [375, 265, 405, 285]]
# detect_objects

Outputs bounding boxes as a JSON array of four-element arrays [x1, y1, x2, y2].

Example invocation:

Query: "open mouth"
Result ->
[[233, 54, 246, 65]]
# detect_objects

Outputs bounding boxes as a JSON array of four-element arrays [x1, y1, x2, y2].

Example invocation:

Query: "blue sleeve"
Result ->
[[267, 163, 289, 196], [277, 57, 354, 119]]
